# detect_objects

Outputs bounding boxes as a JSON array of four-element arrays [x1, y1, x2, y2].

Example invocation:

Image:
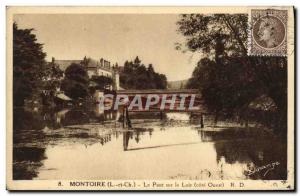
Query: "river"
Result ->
[[13, 107, 287, 180]]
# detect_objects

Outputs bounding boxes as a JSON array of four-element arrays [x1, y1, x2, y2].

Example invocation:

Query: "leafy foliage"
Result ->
[[40, 61, 64, 105], [120, 56, 167, 89], [179, 14, 287, 132], [61, 63, 89, 100], [13, 23, 46, 106], [90, 75, 113, 93], [177, 14, 248, 57]]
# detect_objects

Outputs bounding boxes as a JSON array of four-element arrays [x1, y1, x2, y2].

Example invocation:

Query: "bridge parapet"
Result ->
[[116, 89, 200, 95]]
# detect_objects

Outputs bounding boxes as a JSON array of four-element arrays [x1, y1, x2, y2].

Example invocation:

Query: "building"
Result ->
[[52, 56, 120, 90]]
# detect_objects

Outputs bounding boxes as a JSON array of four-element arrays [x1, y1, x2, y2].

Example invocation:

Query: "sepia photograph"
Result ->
[[6, 6, 295, 191]]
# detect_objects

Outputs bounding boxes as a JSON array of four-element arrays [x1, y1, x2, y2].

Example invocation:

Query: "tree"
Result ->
[[176, 14, 249, 60], [40, 61, 64, 105], [178, 14, 287, 132], [13, 23, 46, 106], [90, 75, 113, 90], [120, 56, 167, 89], [61, 63, 89, 100]]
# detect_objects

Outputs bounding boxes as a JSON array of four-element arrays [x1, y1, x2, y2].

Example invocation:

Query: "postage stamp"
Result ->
[[249, 9, 288, 56]]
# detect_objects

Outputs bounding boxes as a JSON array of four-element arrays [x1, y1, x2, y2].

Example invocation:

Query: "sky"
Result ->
[[14, 14, 201, 81]]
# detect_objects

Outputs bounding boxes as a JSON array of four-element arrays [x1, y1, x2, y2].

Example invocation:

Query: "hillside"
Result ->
[[167, 79, 189, 89]]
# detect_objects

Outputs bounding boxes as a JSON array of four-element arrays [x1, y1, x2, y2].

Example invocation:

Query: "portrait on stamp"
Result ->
[[249, 9, 288, 56]]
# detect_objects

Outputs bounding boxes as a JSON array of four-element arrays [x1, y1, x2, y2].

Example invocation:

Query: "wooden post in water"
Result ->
[[122, 106, 125, 128], [125, 106, 132, 128], [200, 113, 204, 128]]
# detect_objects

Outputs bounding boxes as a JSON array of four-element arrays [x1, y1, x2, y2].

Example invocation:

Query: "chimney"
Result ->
[[100, 58, 103, 67]]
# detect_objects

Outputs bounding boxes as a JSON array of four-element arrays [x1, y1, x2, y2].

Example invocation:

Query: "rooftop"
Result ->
[[51, 57, 117, 73]]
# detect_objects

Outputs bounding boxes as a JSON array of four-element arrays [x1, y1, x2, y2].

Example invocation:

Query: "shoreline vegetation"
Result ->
[[13, 13, 287, 137]]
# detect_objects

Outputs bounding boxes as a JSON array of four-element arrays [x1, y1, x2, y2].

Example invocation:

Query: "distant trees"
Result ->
[[13, 23, 47, 106], [120, 56, 167, 89], [61, 63, 89, 100]]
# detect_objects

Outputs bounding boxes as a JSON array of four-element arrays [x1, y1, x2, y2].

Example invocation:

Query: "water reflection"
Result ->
[[13, 146, 47, 180], [13, 108, 287, 180], [214, 139, 287, 180], [14, 108, 119, 131]]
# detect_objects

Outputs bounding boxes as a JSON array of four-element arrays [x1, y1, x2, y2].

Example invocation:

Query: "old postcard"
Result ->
[[6, 6, 295, 191]]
